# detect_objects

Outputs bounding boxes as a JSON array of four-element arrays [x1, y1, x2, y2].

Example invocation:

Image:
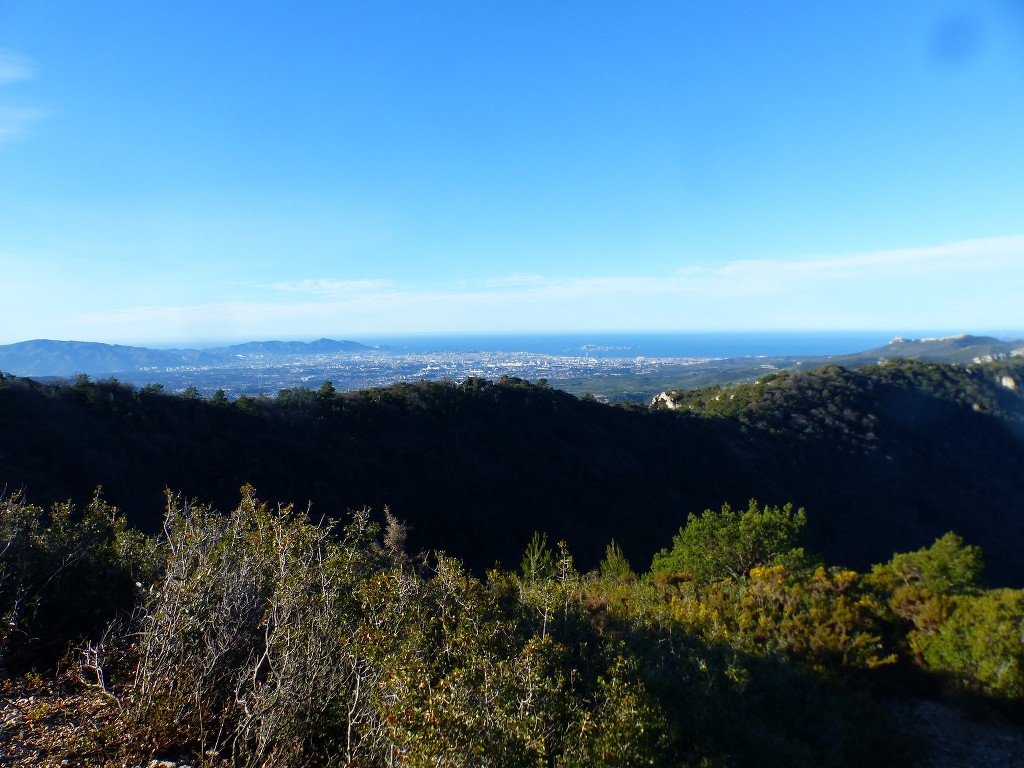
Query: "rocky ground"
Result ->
[[3, 674, 1023, 767], [1, 672, 125, 766], [905, 697, 1024, 768]]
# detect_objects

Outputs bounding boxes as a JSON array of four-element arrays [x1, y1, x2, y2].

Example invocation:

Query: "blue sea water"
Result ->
[[366, 331, 908, 359]]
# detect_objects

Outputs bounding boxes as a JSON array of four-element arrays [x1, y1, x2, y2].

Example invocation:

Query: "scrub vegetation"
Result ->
[[1, 357, 1023, 765], [6, 488, 1022, 767], [0, 489, 1019, 765]]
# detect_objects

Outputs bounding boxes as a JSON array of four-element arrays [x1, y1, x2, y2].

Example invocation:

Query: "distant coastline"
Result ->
[[325, 331, 944, 359], [4, 332, 1023, 402], [14, 330, 1020, 362]]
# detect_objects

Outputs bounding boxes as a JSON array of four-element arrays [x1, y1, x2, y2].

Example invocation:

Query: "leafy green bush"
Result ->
[[578, 567, 910, 767], [866, 533, 1023, 699], [651, 499, 809, 583], [0, 490, 160, 672], [912, 588, 1024, 699], [871, 531, 983, 596]]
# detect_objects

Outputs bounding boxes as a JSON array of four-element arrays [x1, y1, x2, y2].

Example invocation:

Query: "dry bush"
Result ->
[[125, 487, 386, 766], [116, 490, 668, 767]]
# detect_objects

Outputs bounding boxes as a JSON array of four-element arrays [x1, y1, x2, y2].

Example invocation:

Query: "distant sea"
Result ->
[[365, 331, 910, 359]]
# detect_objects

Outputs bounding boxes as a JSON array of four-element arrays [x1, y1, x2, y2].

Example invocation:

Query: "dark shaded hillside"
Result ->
[[2, 360, 1023, 584], [0, 375, 729, 575], [661, 360, 1024, 582]]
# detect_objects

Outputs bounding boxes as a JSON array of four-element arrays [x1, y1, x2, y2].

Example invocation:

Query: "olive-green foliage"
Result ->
[[120, 491, 671, 767], [112, 489, 914, 767], [0, 490, 160, 672], [913, 589, 1024, 700], [598, 539, 636, 584], [865, 532, 984, 641], [581, 569, 909, 767], [867, 533, 1023, 700], [357, 553, 667, 768], [519, 530, 555, 584], [870, 531, 983, 595], [651, 499, 809, 583], [8, 473, 1023, 767], [671, 565, 895, 674], [1, 483, 966, 767]]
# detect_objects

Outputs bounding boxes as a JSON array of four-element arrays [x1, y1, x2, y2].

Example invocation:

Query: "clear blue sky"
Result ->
[[2, 1, 1023, 346]]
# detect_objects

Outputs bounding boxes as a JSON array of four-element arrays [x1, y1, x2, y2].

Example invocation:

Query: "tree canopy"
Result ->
[[651, 499, 809, 582]]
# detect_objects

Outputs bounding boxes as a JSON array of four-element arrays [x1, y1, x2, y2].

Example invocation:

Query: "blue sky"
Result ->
[[1, 1, 1023, 346]]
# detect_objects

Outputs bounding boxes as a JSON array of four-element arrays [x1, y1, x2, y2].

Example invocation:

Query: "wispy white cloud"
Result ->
[[0, 51, 45, 144], [11, 235, 1024, 345], [675, 235, 1024, 297], [0, 51, 33, 85], [271, 278, 395, 297], [0, 106, 46, 143], [450, 273, 546, 289]]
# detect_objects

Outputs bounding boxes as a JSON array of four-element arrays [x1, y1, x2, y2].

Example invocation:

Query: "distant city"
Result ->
[[109, 347, 715, 398], [3, 332, 1022, 402]]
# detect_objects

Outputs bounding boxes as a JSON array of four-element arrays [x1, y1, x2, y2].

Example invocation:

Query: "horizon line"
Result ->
[[4, 328, 1024, 352]]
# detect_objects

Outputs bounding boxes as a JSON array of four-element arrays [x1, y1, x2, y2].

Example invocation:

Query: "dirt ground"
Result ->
[[1, 673, 130, 767], [904, 697, 1024, 768]]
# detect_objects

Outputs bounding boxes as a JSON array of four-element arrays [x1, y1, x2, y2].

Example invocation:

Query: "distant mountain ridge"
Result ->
[[222, 338, 372, 355], [0, 338, 374, 377], [851, 334, 1024, 364], [2, 333, 1021, 392]]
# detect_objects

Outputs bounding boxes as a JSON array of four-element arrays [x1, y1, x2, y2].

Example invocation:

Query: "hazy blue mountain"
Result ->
[[222, 338, 374, 355], [0, 338, 373, 377], [0, 340, 190, 376]]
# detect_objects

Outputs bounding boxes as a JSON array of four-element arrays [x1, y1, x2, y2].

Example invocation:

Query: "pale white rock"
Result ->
[[650, 392, 681, 409]]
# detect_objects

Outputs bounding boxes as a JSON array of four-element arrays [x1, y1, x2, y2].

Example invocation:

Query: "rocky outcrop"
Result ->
[[650, 391, 681, 409]]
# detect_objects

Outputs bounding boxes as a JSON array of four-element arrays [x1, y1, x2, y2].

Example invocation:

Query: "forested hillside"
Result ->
[[3, 359, 1024, 766], [1, 358, 1023, 583]]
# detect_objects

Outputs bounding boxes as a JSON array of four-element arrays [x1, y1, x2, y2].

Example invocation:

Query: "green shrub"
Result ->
[[870, 532, 983, 596], [913, 589, 1024, 699], [651, 499, 809, 583], [864, 533, 1024, 700], [0, 490, 160, 672]]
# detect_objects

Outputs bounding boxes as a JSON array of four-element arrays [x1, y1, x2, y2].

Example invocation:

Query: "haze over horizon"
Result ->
[[2, 2, 1023, 347]]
